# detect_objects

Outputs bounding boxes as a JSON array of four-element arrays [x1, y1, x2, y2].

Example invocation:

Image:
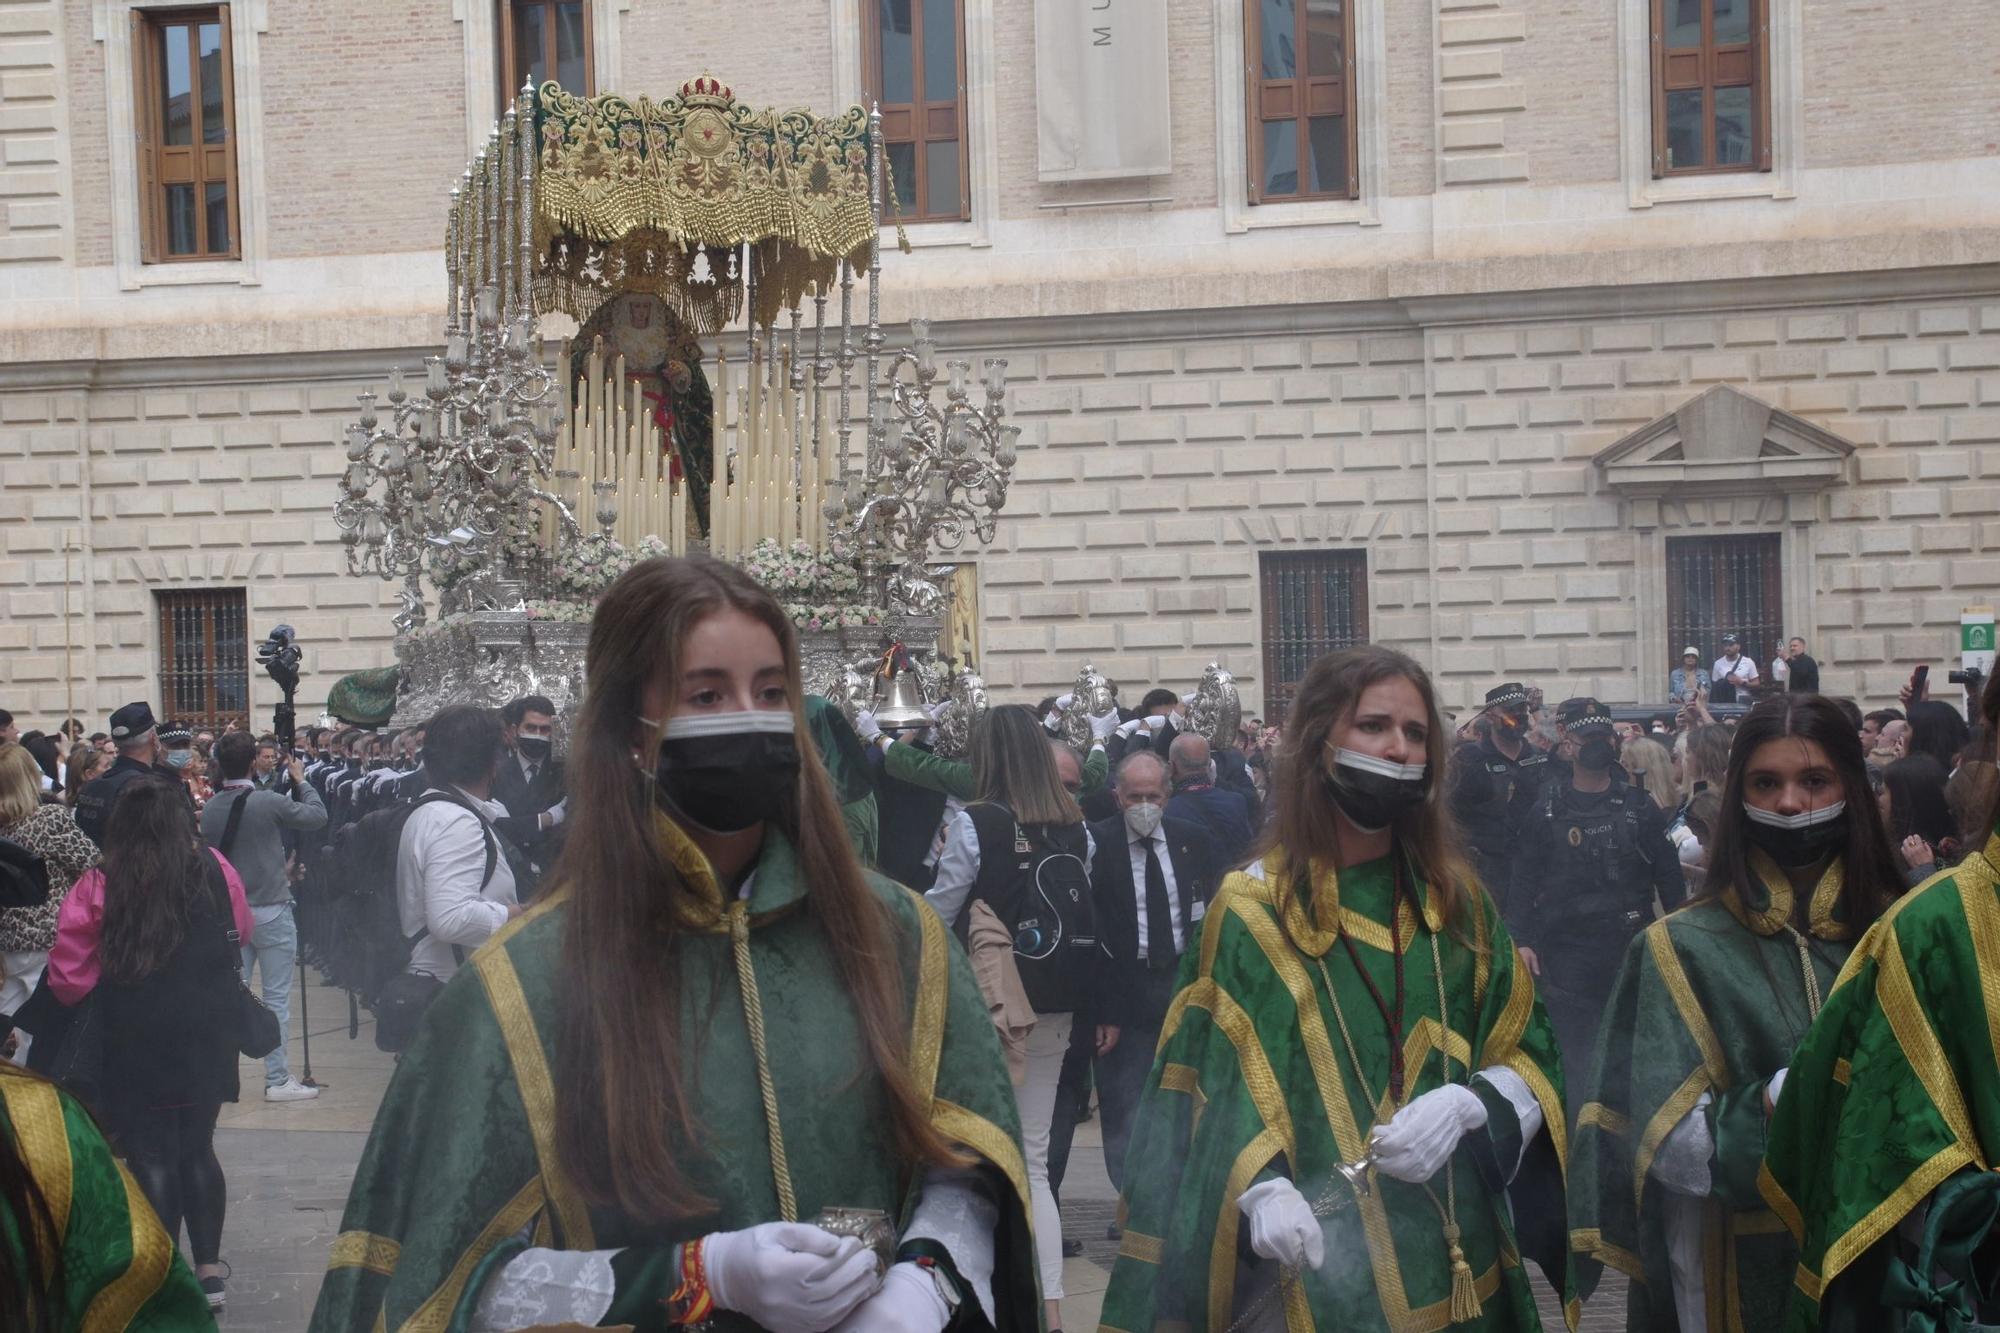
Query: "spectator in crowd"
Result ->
[[1783, 637, 1821, 693], [75, 703, 169, 845], [396, 705, 520, 986], [91, 732, 113, 758], [1709, 633, 1760, 703], [63, 743, 105, 807], [493, 694, 565, 877], [1086, 751, 1218, 1199], [1163, 732, 1253, 867], [193, 730, 216, 762], [49, 776, 255, 1310], [0, 1064, 212, 1324], [1670, 647, 1710, 703], [926, 704, 1096, 1331], [201, 732, 328, 1103], [252, 737, 283, 789], [0, 744, 95, 1026], [19, 734, 60, 799], [1906, 700, 1970, 773], [0, 710, 16, 747], [1879, 754, 1955, 885], [1620, 734, 1678, 813], [56, 717, 84, 747], [1108, 687, 1185, 763]]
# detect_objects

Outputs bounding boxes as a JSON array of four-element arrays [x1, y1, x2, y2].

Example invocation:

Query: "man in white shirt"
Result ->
[[396, 705, 520, 984], [1710, 634, 1760, 704]]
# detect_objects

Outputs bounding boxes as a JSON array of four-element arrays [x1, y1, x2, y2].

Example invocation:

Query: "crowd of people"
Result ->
[[2, 567, 2000, 1332]]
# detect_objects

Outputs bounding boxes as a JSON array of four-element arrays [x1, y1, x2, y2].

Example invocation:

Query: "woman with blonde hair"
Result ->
[[61, 745, 104, 808], [1100, 645, 1572, 1331], [1621, 735, 1678, 813], [0, 743, 95, 1020], [314, 556, 1040, 1333]]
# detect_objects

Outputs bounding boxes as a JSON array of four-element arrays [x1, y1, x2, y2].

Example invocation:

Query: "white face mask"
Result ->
[[1123, 801, 1163, 839], [1330, 748, 1428, 782], [1742, 799, 1845, 831]]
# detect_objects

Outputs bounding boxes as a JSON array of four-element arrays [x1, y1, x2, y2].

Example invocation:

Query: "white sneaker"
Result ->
[[264, 1078, 320, 1102]]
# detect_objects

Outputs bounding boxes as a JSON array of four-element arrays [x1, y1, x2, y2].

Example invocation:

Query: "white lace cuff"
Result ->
[[1650, 1092, 1715, 1198], [468, 1245, 618, 1332], [903, 1166, 1000, 1325]]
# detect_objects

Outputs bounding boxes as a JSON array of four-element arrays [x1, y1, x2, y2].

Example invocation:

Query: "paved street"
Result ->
[[210, 969, 1625, 1331]]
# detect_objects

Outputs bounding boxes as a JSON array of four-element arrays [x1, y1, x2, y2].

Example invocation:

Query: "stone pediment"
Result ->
[[1592, 384, 1854, 498]]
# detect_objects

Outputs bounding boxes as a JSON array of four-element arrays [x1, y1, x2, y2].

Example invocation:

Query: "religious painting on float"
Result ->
[[571, 292, 716, 532]]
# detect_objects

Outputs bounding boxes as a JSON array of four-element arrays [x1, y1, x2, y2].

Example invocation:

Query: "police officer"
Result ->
[[1448, 681, 1554, 919], [1509, 697, 1683, 1104], [74, 702, 169, 845]]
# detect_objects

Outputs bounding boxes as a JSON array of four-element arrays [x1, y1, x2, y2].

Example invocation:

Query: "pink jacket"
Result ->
[[49, 848, 254, 1005]]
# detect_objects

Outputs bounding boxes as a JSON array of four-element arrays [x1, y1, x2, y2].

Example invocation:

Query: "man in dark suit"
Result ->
[[492, 695, 564, 881], [1164, 732, 1254, 867], [1088, 750, 1220, 1194]]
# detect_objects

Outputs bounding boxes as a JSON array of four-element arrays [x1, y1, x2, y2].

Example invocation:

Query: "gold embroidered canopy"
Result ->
[[453, 76, 885, 334]]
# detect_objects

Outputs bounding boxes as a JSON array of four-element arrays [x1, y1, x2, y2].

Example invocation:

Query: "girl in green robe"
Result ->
[[1568, 694, 1902, 1333], [1099, 645, 1575, 1333], [311, 556, 1039, 1333]]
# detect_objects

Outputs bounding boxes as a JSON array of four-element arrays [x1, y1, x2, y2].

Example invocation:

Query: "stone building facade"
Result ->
[[3, 0, 1999, 725]]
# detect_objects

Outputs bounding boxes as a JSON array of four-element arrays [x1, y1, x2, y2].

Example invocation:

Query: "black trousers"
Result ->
[[120, 1102, 226, 1266]]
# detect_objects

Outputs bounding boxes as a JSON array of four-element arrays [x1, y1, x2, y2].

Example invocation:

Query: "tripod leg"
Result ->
[[296, 952, 323, 1090]]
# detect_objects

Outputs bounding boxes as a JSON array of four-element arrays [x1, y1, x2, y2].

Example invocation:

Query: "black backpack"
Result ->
[[962, 803, 1104, 1015], [0, 836, 49, 911], [320, 792, 496, 1006]]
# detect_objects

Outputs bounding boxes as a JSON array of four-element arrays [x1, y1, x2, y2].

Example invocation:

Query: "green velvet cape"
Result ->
[[1096, 849, 1576, 1333], [310, 821, 1039, 1333], [1568, 854, 1856, 1333], [1761, 830, 2000, 1331], [0, 1069, 212, 1331]]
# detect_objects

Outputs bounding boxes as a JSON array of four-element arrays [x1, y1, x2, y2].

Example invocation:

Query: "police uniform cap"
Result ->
[[1555, 696, 1615, 734], [158, 720, 193, 746], [107, 702, 156, 740], [1485, 682, 1529, 708]]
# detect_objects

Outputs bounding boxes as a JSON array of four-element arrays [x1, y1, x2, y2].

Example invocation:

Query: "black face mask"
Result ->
[[1322, 747, 1430, 833], [1578, 737, 1618, 771], [1743, 800, 1848, 869], [1494, 709, 1528, 737], [517, 736, 552, 763], [650, 711, 801, 834]]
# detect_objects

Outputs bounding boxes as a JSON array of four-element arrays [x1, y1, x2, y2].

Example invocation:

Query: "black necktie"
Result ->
[[1143, 839, 1175, 966], [525, 762, 538, 784]]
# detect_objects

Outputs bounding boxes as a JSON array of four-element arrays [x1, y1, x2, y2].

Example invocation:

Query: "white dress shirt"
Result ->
[[1711, 654, 1759, 689], [1127, 830, 1185, 962], [925, 809, 1096, 929], [397, 786, 518, 982]]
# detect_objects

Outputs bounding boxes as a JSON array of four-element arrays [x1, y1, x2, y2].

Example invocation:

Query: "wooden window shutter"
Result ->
[[1648, 0, 1668, 178], [1243, 0, 1261, 205], [133, 10, 159, 263], [1755, 0, 1772, 170]]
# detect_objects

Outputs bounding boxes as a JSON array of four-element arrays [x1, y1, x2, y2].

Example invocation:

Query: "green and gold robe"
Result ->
[[1097, 850, 1576, 1333], [1761, 829, 2000, 1330], [310, 821, 1039, 1333], [1568, 854, 1855, 1332], [0, 1069, 212, 1331]]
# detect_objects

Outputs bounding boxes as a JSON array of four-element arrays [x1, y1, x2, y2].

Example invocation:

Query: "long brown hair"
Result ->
[[98, 778, 208, 985], [552, 556, 959, 1224], [970, 705, 1084, 827], [1253, 646, 1478, 934], [1698, 694, 1901, 932]]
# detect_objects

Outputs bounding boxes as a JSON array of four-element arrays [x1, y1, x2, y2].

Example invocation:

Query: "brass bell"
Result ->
[[872, 670, 931, 731]]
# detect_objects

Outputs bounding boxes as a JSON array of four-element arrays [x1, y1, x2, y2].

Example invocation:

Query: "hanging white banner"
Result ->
[[1034, 0, 1173, 182]]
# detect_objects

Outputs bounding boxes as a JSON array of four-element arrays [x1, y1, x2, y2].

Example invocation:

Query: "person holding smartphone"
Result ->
[[1709, 635, 1759, 704]]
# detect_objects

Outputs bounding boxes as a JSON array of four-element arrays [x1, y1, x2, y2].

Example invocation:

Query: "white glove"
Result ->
[[925, 700, 951, 723], [1766, 1067, 1788, 1109], [1369, 1084, 1488, 1184], [1117, 718, 1145, 739], [1143, 714, 1168, 733], [1180, 691, 1199, 707], [854, 711, 883, 744], [1042, 709, 1065, 732], [1236, 1178, 1325, 1271], [703, 1222, 879, 1333], [1054, 692, 1077, 711], [826, 1261, 952, 1333], [1089, 708, 1119, 741]]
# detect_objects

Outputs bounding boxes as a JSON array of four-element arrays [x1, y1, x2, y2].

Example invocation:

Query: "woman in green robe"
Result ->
[[1568, 694, 1903, 1332], [1098, 645, 1574, 1333], [0, 1064, 212, 1330], [311, 555, 1039, 1333]]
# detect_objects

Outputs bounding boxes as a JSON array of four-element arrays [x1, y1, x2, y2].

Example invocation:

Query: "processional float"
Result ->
[[332, 76, 1015, 728]]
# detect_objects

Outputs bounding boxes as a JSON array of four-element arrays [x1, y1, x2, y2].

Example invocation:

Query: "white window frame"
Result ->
[[1617, 0, 1802, 208], [458, 0, 629, 159], [94, 0, 269, 290], [1215, 0, 1386, 233], [831, 0, 998, 250]]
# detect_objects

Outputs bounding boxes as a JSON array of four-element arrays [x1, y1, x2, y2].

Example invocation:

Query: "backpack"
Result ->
[[319, 791, 496, 1006], [962, 803, 1104, 1015], [0, 836, 49, 911]]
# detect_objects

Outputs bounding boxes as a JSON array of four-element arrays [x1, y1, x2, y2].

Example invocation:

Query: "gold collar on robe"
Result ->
[[1256, 848, 1445, 959], [651, 810, 810, 934], [1725, 851, 1852, 941]]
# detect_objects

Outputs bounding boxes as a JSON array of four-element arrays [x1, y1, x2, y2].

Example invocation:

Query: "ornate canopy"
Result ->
[[460, 76, 888, 334]]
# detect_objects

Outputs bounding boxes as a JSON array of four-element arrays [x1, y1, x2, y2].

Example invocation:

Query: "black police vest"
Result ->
[[1536, 781, 1654, 935]]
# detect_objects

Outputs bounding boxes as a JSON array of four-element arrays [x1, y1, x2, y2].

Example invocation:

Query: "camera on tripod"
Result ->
[[257, 625, 303, 752]]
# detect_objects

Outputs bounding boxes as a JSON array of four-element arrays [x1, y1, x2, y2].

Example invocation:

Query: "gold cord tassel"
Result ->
[[1443, 1222, 1480, 1323], [729, 904, 799, 1223]]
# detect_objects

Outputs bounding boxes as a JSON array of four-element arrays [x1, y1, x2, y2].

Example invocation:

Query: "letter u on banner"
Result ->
[[1034, 0, 1173, 182]]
